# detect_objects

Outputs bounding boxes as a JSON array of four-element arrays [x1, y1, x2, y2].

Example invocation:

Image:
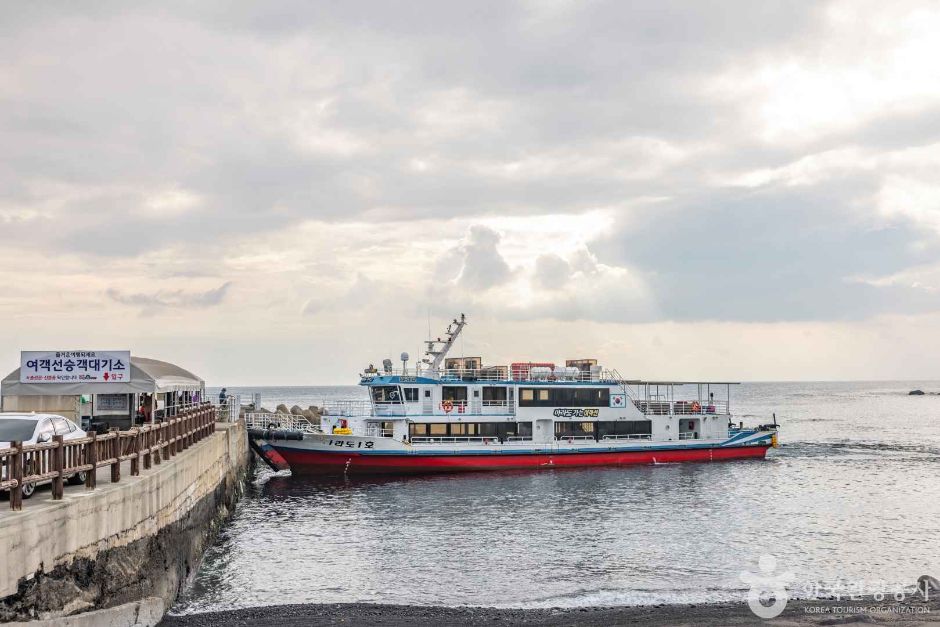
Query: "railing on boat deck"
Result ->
[[365, 427, 394, 438], [678, 432, 699, 440], [633, 400, 729, 416], [601, 434, 652, 441], [555, 435, 596, 442], [363, 367, 622, 383], [243, 413, 322, 434]]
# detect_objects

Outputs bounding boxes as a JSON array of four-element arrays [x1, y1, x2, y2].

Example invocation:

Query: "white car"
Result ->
[[0, 413, 88, 498]]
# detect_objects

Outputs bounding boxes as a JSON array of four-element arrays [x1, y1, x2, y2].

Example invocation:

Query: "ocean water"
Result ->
[[176, 382, 940, 612]]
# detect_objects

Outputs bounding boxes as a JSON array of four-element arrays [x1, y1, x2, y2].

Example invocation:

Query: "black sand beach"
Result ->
[[160, 596, 939, 626]]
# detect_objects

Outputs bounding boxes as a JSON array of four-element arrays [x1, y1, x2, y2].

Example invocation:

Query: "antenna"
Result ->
[[422, 313, 467, 371]]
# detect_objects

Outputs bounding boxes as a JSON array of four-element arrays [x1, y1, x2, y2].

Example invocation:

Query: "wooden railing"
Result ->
[[0, 403, 216, 511]]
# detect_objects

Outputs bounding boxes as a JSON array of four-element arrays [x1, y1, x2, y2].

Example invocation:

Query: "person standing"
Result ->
[[219, 387, 227, 405]]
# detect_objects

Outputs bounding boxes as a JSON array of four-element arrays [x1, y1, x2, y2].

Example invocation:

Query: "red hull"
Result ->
[[275, 445, 770, 475]]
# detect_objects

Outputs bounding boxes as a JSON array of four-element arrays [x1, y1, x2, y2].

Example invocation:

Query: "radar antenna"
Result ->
[[421, 313, 467, 372]]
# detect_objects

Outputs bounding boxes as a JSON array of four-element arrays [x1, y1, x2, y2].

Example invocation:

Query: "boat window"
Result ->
[[482, 387, 507, 402], [555, 422, 596, 438], [409, 423, 429, 437], [371, 386, 402, 404], [450, 423, 480, 436], [424, 389, 431, 398], [519, 387, 610, 407], [502, 421, 533, 438], [403, 387, 419, 402], [442, 386, 468, 401], [429, 423, 448, 435], [598, 420, 652, 436]]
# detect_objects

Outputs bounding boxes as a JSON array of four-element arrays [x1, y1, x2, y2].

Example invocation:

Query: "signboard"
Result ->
[[20, 351, 131, 384], [96, 394, 129, 411]]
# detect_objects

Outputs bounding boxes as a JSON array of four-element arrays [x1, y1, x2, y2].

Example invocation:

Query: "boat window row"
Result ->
[[409, 422, 533, 440], [519, 387, 610, 407], [555, 420, 651, 439]]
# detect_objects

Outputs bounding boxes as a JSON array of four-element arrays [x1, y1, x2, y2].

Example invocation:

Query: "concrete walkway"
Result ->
[[0, 448, 190, 519]]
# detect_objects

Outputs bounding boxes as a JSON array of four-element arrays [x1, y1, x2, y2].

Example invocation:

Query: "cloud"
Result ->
[[534, 254, 571, 289], [441, 225, 512, 290], [4, 2, 940, 381], [106, 282, 232, 312]]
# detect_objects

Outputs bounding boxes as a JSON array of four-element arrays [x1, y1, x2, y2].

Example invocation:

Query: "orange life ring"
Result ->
[[442, 400, 454, 413], [691, 401, 702, 413]]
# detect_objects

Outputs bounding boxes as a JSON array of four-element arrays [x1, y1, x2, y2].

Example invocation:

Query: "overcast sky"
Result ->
[[3, 1, 940, 384]]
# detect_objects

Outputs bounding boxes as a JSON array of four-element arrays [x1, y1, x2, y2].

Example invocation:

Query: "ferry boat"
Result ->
[[255, 315, 778, 475]]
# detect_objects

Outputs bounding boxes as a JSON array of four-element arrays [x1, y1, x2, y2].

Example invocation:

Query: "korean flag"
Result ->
[[610, 393, 626, 408]]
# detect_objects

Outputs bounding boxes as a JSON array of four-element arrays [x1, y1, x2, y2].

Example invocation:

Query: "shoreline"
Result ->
[[159, 596, 939, 626]]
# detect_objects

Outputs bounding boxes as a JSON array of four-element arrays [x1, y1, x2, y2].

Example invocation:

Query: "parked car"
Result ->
[[0, 413, 88, 498]]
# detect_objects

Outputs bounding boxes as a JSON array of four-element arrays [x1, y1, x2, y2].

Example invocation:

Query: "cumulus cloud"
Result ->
[[441, 225, 512, 290]]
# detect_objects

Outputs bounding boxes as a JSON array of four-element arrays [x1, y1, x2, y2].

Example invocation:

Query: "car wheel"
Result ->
[[21, 482, 36, 499], [67, 471, 87, 486]]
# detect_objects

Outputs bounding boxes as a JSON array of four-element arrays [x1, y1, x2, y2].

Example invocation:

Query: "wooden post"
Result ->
[[154, 425, 162, 465], [130, 429, 140, 476], [143, 427, 152, 470], [10, 441, 23, 511], [110, 429, 120, 483], [52, 435, 64, 500], [85, 431, 97, 490]]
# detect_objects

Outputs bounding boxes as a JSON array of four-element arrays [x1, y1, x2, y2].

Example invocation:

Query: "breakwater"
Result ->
[[0, 417, 250, 623]]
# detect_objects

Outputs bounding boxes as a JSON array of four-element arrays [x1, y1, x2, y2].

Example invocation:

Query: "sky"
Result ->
[[3, 1, 940, 385]]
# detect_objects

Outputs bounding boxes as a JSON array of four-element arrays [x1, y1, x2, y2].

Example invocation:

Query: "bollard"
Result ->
[[52, 435, 64, 499], [10, 440, 23, 511], [110, 428, 121, 483]]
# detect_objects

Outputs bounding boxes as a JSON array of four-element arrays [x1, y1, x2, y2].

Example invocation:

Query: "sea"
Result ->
[[171, 382, 940, 613]]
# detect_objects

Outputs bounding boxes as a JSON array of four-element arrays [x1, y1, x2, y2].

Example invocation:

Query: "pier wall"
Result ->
[[0, 421, 250, 622]]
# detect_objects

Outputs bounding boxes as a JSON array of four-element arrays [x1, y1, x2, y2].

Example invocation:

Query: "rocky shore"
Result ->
[[160, 595, 939, 627]]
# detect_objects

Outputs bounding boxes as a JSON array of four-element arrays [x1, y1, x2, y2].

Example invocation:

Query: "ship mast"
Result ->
[[421, 313, 467, 372]]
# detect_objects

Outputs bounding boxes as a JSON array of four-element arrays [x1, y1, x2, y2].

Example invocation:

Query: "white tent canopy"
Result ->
[[1, 357, 204, 397]]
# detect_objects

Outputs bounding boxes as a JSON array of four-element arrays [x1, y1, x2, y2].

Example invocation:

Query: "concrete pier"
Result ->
[[0, 421, 250, 622]]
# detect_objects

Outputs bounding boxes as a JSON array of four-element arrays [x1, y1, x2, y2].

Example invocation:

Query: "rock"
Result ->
[[301, 409, 317, 421], [257, 407, 273, 414], [307, 405, 322, 416], [909, 389, 926, 395], [290, 405, 304, 415], [275, 403, 290, 414]]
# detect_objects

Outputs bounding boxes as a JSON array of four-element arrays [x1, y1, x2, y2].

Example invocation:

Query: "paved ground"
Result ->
[[161, 596, 940, 627]]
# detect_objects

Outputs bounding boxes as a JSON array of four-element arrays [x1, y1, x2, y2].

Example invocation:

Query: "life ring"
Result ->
[[691, 401, 702, 413], [442, 399, 454, 413]]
